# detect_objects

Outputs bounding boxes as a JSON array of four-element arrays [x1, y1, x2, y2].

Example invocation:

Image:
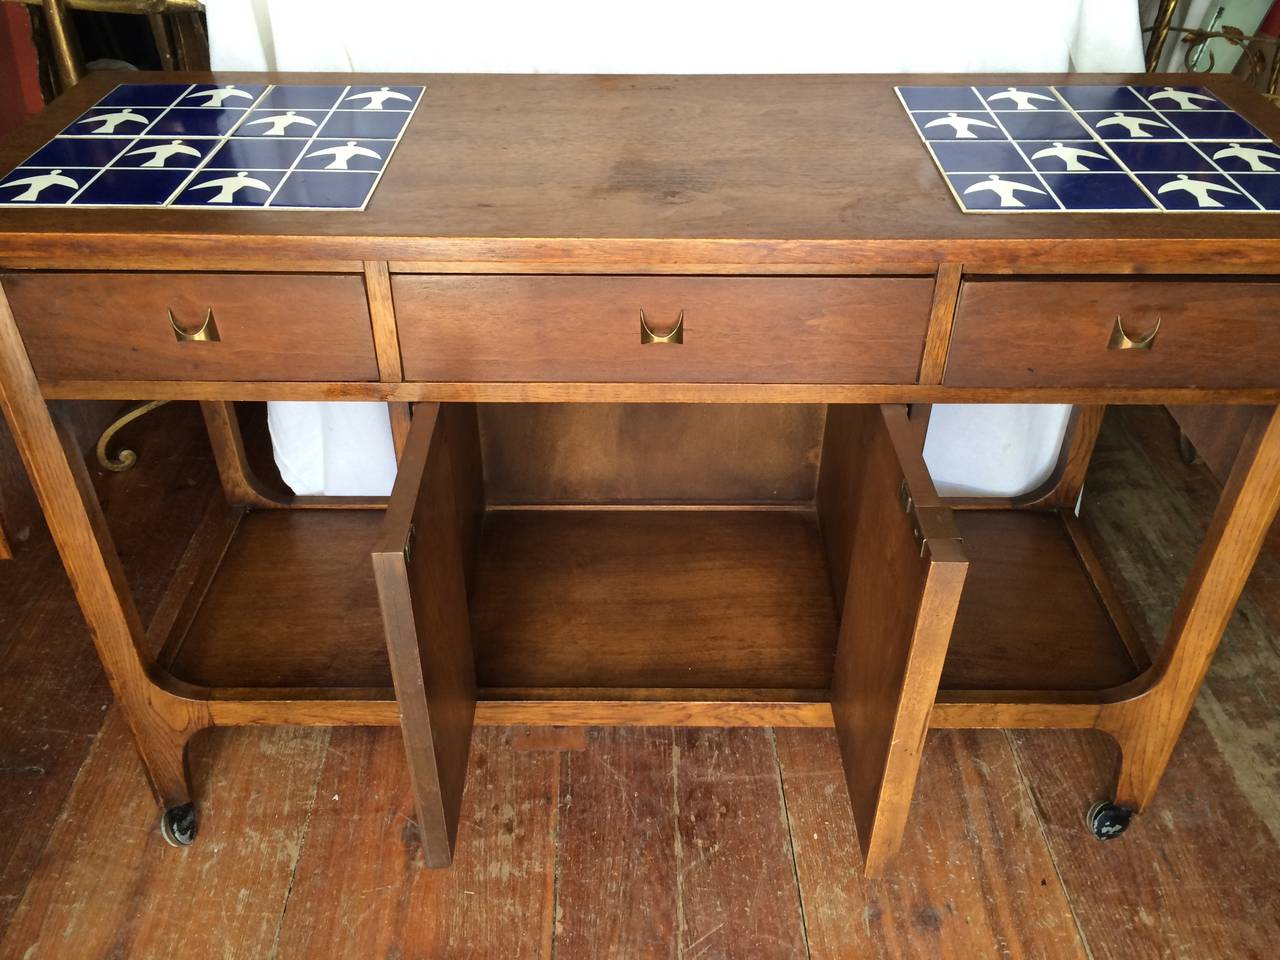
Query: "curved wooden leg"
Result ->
[[1097, 404, 1280, 815], [0, 286, 207, 828]]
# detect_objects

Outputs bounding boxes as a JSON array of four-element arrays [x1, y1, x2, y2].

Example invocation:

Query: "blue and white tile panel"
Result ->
[[897, 84, 1280, 213], [0, 82, 424, 210]]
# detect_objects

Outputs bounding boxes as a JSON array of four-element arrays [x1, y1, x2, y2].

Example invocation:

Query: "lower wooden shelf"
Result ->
[[161, 501, 1148, 715]]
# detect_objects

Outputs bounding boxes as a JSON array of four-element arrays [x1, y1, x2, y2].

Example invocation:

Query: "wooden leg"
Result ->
[[0, 286, 206, 825], [1028, 404, 1105, 509], [1099, 405, 1280, 812], [200, 400, 287, 508], [389, 402, 412, 461]]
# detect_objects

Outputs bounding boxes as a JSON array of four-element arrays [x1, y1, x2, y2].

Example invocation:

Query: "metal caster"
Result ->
[[1178, 432, 1198, 465], [1087, 800, 1132, 840], [160, 803, 198, 847]]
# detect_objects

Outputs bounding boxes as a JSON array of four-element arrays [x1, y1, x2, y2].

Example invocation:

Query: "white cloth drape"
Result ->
[[209, 0, 1144, 496]]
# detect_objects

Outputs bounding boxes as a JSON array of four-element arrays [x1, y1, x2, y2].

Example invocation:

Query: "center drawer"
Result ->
[[392, 275, 934, 383], [3, 271, 379, 382]]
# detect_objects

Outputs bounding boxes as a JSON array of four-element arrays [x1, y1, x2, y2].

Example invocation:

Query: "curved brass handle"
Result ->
[[640, 309, 684, 345], [1108, 314, 1160, 351], [169, 307, 220, 343]]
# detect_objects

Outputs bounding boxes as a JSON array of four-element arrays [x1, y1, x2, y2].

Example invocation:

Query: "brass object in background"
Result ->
[[1108, 314, 1161, 351], [639, 309, 684, 345], [1144, 0, 1181, 71], [95, 399, 169, 471], [169, 307, 219, 342]]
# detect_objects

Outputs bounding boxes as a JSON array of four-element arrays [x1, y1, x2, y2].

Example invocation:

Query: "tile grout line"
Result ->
[[65, 83, 197, 204], [972, 85, 1065, 210], [158, 83, 277, 206], [1048, 84, 1162, 210], [264, 85, 353, 208], [1131, 85, 1267, 211]]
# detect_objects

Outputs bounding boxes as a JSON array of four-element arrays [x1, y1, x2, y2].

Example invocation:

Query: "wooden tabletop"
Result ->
[[2, 71, 1280, 270]]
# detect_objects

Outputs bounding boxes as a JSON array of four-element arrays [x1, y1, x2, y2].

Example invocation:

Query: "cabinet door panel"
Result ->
[[372, 403, 481, 867], [826, 404, 968, 876]]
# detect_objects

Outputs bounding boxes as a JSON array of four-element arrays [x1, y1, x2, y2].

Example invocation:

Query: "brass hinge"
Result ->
[[900, 480, 963, 559], [403, 523, 416, 564]]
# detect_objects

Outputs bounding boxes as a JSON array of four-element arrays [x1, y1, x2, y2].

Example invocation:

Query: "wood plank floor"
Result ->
[[1, 403, 1278, 959]]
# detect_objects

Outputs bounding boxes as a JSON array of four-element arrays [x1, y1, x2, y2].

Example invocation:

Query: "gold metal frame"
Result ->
[[95, 400, 169, 471]]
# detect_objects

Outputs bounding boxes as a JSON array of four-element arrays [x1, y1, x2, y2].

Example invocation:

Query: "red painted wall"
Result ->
[[0, 4, 44, 138]]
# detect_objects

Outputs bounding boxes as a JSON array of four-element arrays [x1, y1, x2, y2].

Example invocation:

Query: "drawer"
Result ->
[[944, 280, 1280, 389], [3, 272, 379, 382], [393, 276, 934, 383]]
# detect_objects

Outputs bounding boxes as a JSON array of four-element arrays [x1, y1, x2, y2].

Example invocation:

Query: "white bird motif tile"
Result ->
[[0, 82, 424, 210], [897, 84, 1280, 213]]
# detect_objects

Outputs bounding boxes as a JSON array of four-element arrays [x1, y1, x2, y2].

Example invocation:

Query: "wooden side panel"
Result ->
[[478, 402, 824, 504], [372, 403, 480, 867], [829, 405, 968, 876]]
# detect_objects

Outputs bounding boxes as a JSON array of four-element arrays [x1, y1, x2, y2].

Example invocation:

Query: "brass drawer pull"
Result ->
[[1108, 314, 1160, 351], [639, 309, 684, 345], [169, 307, 220, 343]]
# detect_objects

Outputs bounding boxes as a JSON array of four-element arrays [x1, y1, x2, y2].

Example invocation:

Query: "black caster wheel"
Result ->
[[160, 803, 198, 847], [1087, 800, 1132, 840]]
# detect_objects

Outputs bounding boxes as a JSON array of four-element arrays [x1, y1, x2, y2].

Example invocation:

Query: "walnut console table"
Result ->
[[1, 72, 1279, 878]]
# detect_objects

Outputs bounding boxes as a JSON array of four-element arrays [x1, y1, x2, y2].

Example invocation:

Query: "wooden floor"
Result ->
[[2, 403, 1279, 959]]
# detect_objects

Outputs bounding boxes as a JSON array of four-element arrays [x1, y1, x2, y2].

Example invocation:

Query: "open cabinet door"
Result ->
[[372, 402, 482, 867], [826, 405, 969, 877]]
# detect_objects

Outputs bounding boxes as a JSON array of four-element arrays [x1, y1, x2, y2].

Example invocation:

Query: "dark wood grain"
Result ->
[[3, 272, 378, 382], [394, 275, 933, 384], [946, 280, 1280, 389], [5, 72, 1280, 269], [478, 403, 825, 504], [470, 509, 837, 692]]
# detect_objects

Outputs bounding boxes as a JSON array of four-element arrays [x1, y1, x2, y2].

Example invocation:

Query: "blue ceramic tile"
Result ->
[[111, 138, 212, 169], [911, 111, 1003, 141], [996, 111, 1091, 140], [1138, 173, 1259, 210], [256, 85, 348, 110], [0, 167, 84, 204], [95, 84, 193, 108], [176, 84, 268, 108], [233, 110, 329, 138], [23, 137, 133, 168], [1041, 173, 1156, 210], [61, 107, 161, 137], [1231, 173, 1280, 210], [148, 108, 249, 137], [1205, 141, 1280, 173], [172, 170, 284, 207], [897, 86, 984, 111], [1163, 110, 1269, 141], [203, 138, 308, 170], [1133, 85, 1224, 111], [1081, 110, 1175, 140], [976, 85, 1059, 111], [1105, 140, 1216, 173], [71, 169, 188, 206], [1054, 85, 1148, 111], [339, 85, 422, 111], [947, 173, 1058, 211], [318, 111, 411, 140], [296, 138, 391, 171], [1022, 140, 1118, 172], [269, 170, 379, 209]]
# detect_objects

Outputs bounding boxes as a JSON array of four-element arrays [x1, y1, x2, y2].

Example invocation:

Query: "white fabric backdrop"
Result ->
[[208, 0, 1144, 496]]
